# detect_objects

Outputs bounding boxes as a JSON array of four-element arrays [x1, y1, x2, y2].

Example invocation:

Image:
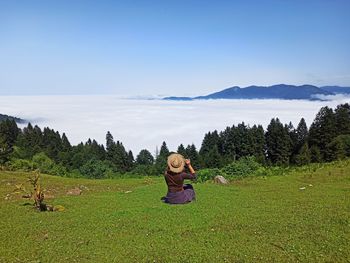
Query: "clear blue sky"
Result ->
[[0, 0, 349, 96]]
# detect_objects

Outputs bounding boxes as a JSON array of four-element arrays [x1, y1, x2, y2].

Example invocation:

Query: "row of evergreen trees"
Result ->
[[197, 103, 350, 168], [0, 103, 349, 178]]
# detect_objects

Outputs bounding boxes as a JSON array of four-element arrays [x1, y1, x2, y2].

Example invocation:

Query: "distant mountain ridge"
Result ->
[[0, 113, 26, 123], [163, 84, 350, 101]]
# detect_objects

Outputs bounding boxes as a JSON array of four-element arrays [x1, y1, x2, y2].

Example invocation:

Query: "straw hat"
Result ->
[[167, 153, 185, 173]]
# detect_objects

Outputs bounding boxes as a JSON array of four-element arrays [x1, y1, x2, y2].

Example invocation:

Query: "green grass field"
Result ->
[[1, 162, 349, 263]]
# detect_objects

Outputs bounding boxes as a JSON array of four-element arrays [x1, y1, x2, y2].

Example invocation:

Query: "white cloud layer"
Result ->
[[1, 95, 349, 155], [311, 93, 350, 101]]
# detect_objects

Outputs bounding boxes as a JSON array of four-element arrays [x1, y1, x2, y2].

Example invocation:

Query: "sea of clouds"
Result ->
[[1, 95, 349, 155]]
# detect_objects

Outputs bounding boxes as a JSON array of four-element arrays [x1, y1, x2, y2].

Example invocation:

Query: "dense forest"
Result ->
[[0, 113, 25, 123], [0, 103, 349, 179]]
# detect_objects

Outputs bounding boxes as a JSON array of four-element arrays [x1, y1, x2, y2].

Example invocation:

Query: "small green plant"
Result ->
[[221, 156, 262, 179], [196, 168, 222, 182]]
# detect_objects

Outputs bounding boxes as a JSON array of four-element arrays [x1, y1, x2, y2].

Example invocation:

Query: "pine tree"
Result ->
[[326, 134, 350, 161], [177, 144, 187, 157], [310, 145, 321, 163], [250, 124, 266, 163], [126, 150, 135, 171], [114, 141, 129, 172], [200, 132, 216, 156], [0, 119, 20, 164], [308, 106, 336, 161], [235, 122, 252, 159], [14, 123, 43, 159], [106, 131, 114, 153], [185, 144, 200, 169], [105, 131, 130, 172], [219, 126, 236, 162], [159, 141, 170, 157], [90, 139, 106, 160], [199, 131, 221, 168], [61, 133, 72, 151], [57, 132, 73, 167], [265, 118, 292, 165], [296, 118, 308, 148], [334, 103, 350, 136], [294, 142, 311, 166], [42, 128, 64, 162], [106, 131, 116, 163], [155, 141, 170, 174], [202, 145, 221, 168], [136, 149, 154, 165], [287, 122, 298, 162]]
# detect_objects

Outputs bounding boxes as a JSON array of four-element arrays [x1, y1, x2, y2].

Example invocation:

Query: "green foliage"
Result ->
[[196, 168, 222, 182], [8, 158, 36, 172], [334, 103, 350, 135], [106, 132, 132, 172], [131, 164, 157, 176], [0, 113, 24, 123], [196, 156, 347, 182], [294, 142, 311, 166], [326, 134, 350, 161], [265, 118, 292, 165], [154, 141, 169, 174], [310, 145, 322, 163], [177, 144, 186, 157], [250, 124, 266, 164], [308, 106, 337, 161], [32, 152, 55, 173], [185, 144, 200, 169], [32, 152, 67, 176], [296, 118, 308, 148], [196, 156, 265, 182], [136, 149, 154, 165], [0, 119, 20, 164], [8, 152, 67, 176], [199, 131, 221, 168], [200, 145, 222, 168], [3, 103, 350, 179], [221, 156, 262, 179], [79, 159, 114, 179]]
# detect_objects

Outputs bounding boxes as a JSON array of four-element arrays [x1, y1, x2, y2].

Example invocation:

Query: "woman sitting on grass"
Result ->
[[162, 153, 197, 204]]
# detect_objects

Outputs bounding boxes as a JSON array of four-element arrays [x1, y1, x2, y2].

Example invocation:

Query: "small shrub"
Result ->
[[222, 156, 262, 179], [131, 164, 157, 176], [32, 152, 54, 173], [8, 158, 36, 171], [49, 163, 68, 177], [32, 152, 67, 176], [196, 168, 222, 182], [79, 159, 114, 179]]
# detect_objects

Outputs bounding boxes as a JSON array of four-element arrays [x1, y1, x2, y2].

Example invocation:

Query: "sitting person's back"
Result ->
[[163, 153, 196, 204]]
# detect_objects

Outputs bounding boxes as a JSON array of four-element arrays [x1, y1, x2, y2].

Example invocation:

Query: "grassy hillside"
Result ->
[[0, 161, 349, 263]]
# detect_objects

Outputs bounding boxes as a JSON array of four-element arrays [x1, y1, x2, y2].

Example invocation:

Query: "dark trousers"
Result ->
[[183, 184, 193, 190]]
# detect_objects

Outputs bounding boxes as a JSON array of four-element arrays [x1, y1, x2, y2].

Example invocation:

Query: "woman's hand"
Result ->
[[185, 159, 195, 174]]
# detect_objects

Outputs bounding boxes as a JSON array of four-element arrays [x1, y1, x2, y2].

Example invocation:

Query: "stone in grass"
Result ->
[[53, 205, 65, 212], [46, 205, 65, 212], [214, 175, 228, 185], [66, 187, 82, 196]]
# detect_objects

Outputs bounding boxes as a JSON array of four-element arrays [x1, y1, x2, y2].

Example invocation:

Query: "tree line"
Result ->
[[0, 103, 349, 178]]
